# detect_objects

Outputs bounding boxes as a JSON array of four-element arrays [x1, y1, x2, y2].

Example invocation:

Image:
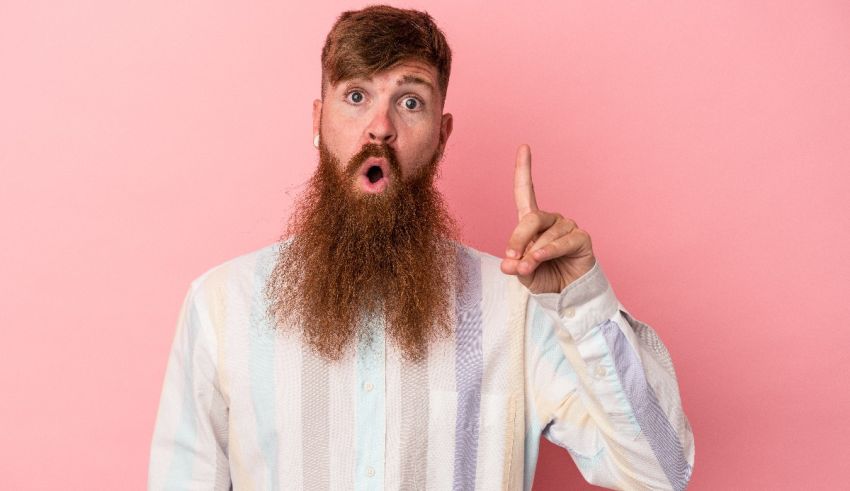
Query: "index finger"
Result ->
[[514, 143, 538, 220]]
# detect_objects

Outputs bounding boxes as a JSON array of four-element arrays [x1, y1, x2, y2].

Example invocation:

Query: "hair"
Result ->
[[320, 5, 452, 104]]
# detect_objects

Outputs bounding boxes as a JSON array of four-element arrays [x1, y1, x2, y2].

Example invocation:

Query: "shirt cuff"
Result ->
[[529, 258, 621, 341]]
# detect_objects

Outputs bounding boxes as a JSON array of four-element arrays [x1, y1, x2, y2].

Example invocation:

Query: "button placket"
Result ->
[[355, 313, 385, 489]]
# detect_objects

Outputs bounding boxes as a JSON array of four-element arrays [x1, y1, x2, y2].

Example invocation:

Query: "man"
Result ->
[[149, 5, 695, 490]]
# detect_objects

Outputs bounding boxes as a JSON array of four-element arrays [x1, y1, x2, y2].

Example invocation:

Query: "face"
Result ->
[[312, 59, 453, 194], [264, 60, 462, 363]]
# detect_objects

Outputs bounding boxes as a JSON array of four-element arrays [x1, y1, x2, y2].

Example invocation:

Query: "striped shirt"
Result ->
[[148, 241, 695, 490]]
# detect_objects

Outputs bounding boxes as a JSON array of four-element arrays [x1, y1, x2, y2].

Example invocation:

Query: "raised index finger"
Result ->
[[514, 144, 538, 220]]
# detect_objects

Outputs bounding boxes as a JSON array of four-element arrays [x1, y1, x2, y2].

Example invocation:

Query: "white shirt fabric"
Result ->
[[149, 240, 695, 490]]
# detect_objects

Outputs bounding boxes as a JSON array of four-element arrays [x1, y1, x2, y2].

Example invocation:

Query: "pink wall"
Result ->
[[2, 1, 848, 489]]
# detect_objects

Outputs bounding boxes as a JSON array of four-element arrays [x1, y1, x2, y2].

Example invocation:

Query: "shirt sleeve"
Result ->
[[525, 259, 695, 491], [148, 282, 231, 491]]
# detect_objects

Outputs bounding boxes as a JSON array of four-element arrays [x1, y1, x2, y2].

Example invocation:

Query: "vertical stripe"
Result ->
[[384, 337, 402, 490], [165, 288, 200, 485], [274, 333, 303, 488], [328, 344, 356, 489], [301, 346, 330, 489], [206, 266, 257, 488], [453, 251, 484, 490], [250, 254, 279, 490], [355, 314, 386, 491], [265, 239, 305, 487], [504, 278, 528, 490], [475, 258, 518, 490], [601, 320, 690, 491], [425, 300, 457, 489], [473, 393, 509, 491], [399, 351, 428, 489]]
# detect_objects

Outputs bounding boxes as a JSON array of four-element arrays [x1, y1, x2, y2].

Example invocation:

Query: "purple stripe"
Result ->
[[601, 320, 690, 491], [452, 249, 483, 490]]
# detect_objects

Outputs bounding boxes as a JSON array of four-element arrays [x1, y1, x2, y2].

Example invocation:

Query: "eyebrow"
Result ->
[[338, 74, 437, 95], [396, 74, 435, 93]]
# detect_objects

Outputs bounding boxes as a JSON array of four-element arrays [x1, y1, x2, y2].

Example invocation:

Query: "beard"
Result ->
[[264, 139, 462, 363]]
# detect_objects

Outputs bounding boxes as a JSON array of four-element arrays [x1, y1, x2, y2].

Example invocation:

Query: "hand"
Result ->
[[500, 144, 597, 294]]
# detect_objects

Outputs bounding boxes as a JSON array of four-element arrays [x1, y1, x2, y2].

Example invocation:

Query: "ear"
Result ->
[[438, 112, 453, 157], [312, 98, 322, 141]]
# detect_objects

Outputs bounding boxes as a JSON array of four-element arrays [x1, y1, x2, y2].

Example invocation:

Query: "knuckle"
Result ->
[[530, 211, 544, 226]]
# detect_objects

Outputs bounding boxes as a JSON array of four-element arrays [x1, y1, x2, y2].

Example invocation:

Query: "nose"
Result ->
[[365, 105, 397, 145]]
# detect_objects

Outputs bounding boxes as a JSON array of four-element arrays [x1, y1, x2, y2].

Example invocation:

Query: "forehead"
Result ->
[[329, 59, 439, 91]]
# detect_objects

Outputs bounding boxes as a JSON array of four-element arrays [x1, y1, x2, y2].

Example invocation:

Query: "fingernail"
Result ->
[[506, 249, 517, 258]]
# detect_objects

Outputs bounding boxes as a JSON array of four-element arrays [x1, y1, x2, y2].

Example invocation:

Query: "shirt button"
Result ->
[[363, 382, 374, 392], [595, 366, 607, 378], [560, 307, 576, 318], [366, 466, 375, 477]]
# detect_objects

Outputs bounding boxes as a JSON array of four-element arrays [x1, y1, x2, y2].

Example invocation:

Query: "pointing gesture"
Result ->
[[513, 144, 539, 220], [500, 144, 597, 294]]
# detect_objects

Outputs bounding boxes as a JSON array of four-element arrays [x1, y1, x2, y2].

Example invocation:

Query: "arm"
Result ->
[[526, 259, 695, 490], [148, 283, 231, 490]]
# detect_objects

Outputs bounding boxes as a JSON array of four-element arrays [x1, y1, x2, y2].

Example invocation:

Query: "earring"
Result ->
[[313, 134, 320, 148]]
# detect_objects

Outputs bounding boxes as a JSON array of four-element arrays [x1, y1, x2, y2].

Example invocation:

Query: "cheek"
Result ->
[[401, 137, 434, 162], [418, 130, 442, 159], [322, 122, 359, 161], [405, 121, 442, 151]]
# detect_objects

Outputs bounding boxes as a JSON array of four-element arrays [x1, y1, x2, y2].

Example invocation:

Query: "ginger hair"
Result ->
[[320, 5, 452, 104]]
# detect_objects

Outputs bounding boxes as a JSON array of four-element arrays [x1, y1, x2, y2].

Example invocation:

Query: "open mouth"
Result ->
[[366, 165, 384, 183], [357, 158, 390, 193]]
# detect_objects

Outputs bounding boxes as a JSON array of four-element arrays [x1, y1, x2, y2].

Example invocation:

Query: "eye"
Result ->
[[401, 96, 423, 111], [346, 90, 365, 104]]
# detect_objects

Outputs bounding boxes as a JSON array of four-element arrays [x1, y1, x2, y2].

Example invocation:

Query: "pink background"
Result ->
[[2, 1, 848, 489]]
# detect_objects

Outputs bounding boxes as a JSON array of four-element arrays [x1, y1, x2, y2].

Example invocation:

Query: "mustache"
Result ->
[[345, 142, 401, 176]]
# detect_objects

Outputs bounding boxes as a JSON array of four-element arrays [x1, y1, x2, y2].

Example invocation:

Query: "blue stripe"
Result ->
[[250, 253, 279, 490], [601, 320, 690, 491], [355, 313, 386, 490], [529, 302, 579, 382], [523, 306, 557, 491], [452, 250, 483, 490]]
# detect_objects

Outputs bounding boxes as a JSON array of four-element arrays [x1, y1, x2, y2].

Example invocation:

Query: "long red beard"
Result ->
[[264, 141, 462, 362]]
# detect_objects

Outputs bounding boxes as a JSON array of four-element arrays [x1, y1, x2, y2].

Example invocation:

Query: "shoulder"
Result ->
[[452, 241, 517, 295], [187, 240, 285, 304]]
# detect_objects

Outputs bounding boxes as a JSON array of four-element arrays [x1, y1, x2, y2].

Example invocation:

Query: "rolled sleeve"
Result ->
[[530, 258, 621, 341]]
